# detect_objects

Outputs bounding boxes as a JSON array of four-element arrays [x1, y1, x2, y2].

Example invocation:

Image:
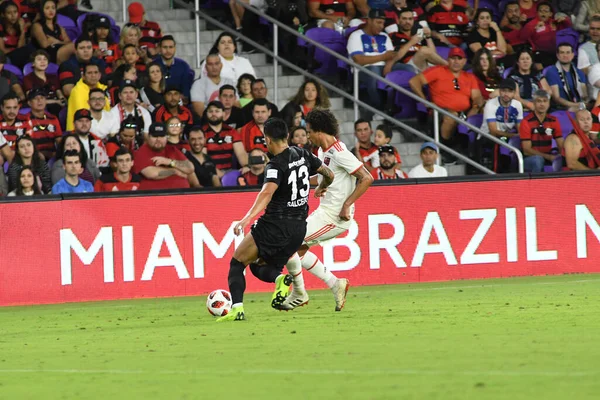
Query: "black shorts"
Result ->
[[251, 217, 307, 268]]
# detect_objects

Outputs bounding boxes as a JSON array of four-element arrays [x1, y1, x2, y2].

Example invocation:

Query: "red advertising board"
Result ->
[[2, 176, 600, 306]]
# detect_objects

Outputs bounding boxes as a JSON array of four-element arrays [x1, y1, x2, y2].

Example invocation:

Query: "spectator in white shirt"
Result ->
[[201, 33, 256, 82], [191, 53, 236, 119], [408, 142, 448, 178], [347, 9, 395, 119], [88, 88, 116, 139], [107, 79, 152, 137]]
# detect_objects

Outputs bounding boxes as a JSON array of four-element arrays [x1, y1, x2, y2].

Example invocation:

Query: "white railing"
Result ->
[[175, 0, 524, 174]]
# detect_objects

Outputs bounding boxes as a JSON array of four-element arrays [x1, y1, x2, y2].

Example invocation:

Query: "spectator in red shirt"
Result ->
[[350, 118, 378, 170], [519, 89, 563, 172], [520, 1, 572, 66], [26, 88, 62, 160], [30, 0, 73, 65], [0, 1, 29, 68], [15, 0, 40, 31], [472, 48, 502, 101], [133, 122, 194, 190], [94, 147, 142, 192], [410, 48, 483, 159], [202, 100, 247, 170], [237, 148, 266, 186], [239, 98, 270, 153], [127, 2, 162, 58], [152, 85, 194, 132], [23, 50, 66, 116], [501, 1, 528, 54], [370, 144, 408, 180], [0, 91, 33, 151], [564, 109, 600, 170]]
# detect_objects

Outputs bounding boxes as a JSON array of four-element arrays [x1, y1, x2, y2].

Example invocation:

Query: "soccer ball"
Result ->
[[206, 289, 232, 316]]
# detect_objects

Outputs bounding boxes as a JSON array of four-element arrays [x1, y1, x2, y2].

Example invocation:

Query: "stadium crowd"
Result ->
[[0, 0, 599, 197]]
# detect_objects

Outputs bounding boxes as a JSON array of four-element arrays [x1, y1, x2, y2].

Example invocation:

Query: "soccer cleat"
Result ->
[[332, 278, 350, 312], [216, 306, 245, 322], [276, 290, 309, 311], [271, 274, 293, 309]]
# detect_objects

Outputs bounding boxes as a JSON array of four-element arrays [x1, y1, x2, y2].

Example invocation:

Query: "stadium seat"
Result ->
[[458, 114, 483, 143], [19, 107, 30, 115], [550, 110, 575, 138], [57, 14, 76, 28], [76, 13, 117, 30], [23, 62, 59, 76], [221, 170, 241, 187], [503, 66, 513, 78], [436, 46, 451, 60], [379, 70, 417, 119], [303, 28, 347, 76], [64, 26, 81, 42], [4, 64, 23, 82], [556, 28, 579, 56]]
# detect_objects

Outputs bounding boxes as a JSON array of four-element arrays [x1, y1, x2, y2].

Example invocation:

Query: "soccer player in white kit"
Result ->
[[279, 109, 374, 311]]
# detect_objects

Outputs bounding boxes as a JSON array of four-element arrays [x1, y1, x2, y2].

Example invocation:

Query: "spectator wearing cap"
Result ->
[[0, 51, 25, 103], [191, 53, 236, 119], [107, 63, 139, 106], [427, 0, 470, 47], [91, 16, 120, 69], [153, 35, 192, 102], [87, 87, 115, 140], [186, 126, 222, 188], [107, 79, 152, 137], [26, 88, 62, 160], [385, 8, 446, 76], [410, 48, 483, 161], [351, 119, 378, 171], [202, 100, 247, 171], [51, 149, 94, 194], [370, 145, 408, 180], [520, 90, 564, 173], [133, 122, 194, 191], [347, 9, 395, 120], [105, 116, 142, 159], [239, 98, 270, 154], [23, 50, 66, 116], [66, 63, 108, 131], [545, 43, 588, 112], [58, 36, 108, 98], [152, 85, 194, 132], [218, 84, 243, 129], [94, 147, 142, 192], [308, 0, 356, 31], [0, 91, 33, 153], [237, 148, 266, 186], [72, 108, 109, 169], [29, 0, 74, 66], [478, 79, 523, 172], [128, 2, 162, 58], [408, 142, 448, 178], [240, 79, 281, 126]]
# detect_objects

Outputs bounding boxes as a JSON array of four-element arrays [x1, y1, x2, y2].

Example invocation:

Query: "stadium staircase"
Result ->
[[98, 0, 466, 175]]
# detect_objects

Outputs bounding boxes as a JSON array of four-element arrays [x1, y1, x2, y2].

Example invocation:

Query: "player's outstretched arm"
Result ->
[[340, 165, 373, 221], [314, 164, 335, 198], [234, 182, 278, 235]]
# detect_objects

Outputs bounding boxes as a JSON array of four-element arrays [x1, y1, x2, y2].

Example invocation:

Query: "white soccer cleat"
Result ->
[[332, 278, 349, 311], [277, 290, 309, 311]]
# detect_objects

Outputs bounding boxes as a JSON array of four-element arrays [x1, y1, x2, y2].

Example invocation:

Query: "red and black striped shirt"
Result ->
[[519, 113, 562, 154], [202, 123, 241, 170], [26, 111, 62, 156], [0, 115, 33, 150], [152, 105, 194, 129], [239, 120, 267, 153], [139, 20, 162, 49]]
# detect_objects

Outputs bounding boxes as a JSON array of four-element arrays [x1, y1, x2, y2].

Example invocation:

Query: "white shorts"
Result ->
[[303, 207, 351, 247]]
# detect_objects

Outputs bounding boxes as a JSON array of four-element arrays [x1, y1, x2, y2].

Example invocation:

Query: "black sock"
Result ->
[[228, 258, 247, 304], [249, 263, 281, 283]]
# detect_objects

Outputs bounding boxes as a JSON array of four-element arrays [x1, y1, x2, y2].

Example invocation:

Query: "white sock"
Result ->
[[286, 253, 305, 293], [301, 251, 337, 289], [232, 303, 243, 309]]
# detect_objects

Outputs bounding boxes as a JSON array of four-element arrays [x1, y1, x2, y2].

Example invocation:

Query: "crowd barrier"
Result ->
[[2, 173, 600, 306]]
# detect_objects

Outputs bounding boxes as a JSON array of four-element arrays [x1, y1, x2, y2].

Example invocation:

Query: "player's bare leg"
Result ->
[[217, 233, 259, 322]]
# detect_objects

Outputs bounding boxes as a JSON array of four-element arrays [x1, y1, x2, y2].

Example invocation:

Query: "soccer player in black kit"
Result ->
[[217, 118, 335, 322]]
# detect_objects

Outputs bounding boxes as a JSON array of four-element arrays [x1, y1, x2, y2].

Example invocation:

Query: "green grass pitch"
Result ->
[[1, 274, 600, 400]]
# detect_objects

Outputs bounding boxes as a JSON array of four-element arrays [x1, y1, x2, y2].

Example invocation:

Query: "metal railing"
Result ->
[[176, 0, 524, 174]]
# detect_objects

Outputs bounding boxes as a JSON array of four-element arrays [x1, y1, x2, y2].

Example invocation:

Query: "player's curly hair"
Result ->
[[305, 108, 338, 137]]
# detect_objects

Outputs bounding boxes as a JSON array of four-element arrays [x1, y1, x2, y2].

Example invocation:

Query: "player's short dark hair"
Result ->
[[1, 91, 19, 106], [354, 118, 371, 130], [63, 149, 82, 163], [376, 124, 393, 139], [305, 108, 338, 137], [264, 118, 288, 142], [113, 146, 132, 161], [219, 84, 236, 95], [252, 98, 269, 110]]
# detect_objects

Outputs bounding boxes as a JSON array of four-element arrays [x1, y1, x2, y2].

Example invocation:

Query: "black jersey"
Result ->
[[263, 146, 322, 220]]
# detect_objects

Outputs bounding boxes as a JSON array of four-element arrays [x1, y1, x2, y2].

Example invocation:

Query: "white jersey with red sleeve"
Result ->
[[317, 140, 363, 217]]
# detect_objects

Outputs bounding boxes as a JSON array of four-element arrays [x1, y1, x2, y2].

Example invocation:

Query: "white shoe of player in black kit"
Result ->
[[277, 290, 309, 311]]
